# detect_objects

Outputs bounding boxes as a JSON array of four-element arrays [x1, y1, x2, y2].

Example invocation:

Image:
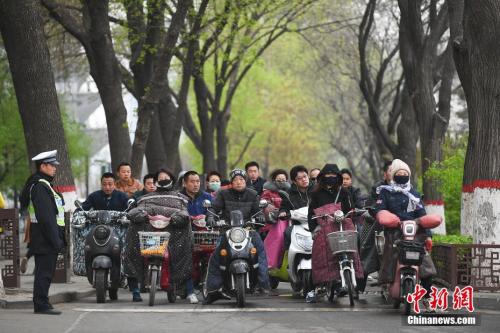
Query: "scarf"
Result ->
[[376, 181, 421, 212]]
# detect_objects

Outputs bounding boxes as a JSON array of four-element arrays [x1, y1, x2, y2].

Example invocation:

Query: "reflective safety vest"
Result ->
[[28, 179, 65, 227]]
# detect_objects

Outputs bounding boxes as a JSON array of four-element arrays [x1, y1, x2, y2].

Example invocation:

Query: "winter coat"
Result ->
[[260, 182, 284, 209], [308, 186, 352, 232], [181, 190, 212, 216], [80, 190, 128, 211], [279, 183, 313, 214], [345, 186, 364, 209], [124, 190, 192, 284], [374, 187, 434, 283], [212, 188, 260, 221], [247, 177, 266, 195], [368, 180, 388, 206]]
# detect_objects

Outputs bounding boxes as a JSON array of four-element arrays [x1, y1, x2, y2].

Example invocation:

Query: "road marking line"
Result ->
[[73, 307, 389, 313], [64, 311, 89, 333]]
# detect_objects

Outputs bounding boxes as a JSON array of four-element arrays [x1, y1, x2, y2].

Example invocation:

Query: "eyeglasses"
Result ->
[[296, 176, 309, 181]]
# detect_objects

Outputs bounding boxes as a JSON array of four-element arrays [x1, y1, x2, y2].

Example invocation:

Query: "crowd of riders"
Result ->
[[70, 158, 438, 311]]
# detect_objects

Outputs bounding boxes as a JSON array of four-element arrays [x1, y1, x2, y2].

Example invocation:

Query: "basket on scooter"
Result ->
[[397, 240, 425, 266], [139, 231, 170, 257], [193, 230, 220, 251], [327, 230, 358, 255]]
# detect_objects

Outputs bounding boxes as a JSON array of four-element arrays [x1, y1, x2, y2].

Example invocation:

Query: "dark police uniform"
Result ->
[[23, 150, 65, 314]]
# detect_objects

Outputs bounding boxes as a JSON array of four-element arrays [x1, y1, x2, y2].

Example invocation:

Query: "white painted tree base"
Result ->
[[61, 189, 77, 274], [62, 190, 78, 212], [472, 188, 500, 244], [426, 204, 446, 235], [461, 192, 474, 237]]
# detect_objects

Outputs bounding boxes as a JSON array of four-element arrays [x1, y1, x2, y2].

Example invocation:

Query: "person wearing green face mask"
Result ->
[[206, 171, 222, 197]]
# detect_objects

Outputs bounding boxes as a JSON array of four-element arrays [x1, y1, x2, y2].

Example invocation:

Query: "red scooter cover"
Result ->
[[311, 203, 364, 285], [264, 219, 288, 269], [376, 210, 400, 228], [418, 214, 442, 229]]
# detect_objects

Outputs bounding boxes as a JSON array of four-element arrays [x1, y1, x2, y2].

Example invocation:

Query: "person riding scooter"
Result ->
[[204, 169, 271, 304], [125, 170, 196, 304], [307, 164, 364, 303], [373, 159, 436, 312], [260, 169, 290, 241], [280, 165, 314, 250]]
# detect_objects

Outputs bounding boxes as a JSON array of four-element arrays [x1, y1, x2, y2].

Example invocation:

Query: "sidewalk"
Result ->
[[0, 257, 94, 309]]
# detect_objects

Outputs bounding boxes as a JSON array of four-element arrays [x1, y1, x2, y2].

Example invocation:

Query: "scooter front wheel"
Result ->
[[235, 273, 246, 308], [343, 270, 355, 307], [95, 269, 108, 303], [402, 279, 414, 315], [149, 269, 158, 306], [300, 270, 312, 298]]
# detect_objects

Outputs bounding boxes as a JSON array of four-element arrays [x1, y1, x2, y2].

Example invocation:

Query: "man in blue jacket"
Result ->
[[80, 173, 128, 211], [181, 171, 212, 216]]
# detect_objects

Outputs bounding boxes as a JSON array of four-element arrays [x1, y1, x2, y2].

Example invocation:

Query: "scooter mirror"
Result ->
[[127, 198, 136, 208], [74, 200, 83, 210], [259, 199, 268, 208], [334, 210, 344, 220], [202, 199, 212, 208]]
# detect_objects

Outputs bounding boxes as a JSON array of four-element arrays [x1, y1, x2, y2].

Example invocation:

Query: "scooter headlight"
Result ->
[[296, 233, 313, 251], [229, 228, 246, 243], [94, 225, 110, 240]]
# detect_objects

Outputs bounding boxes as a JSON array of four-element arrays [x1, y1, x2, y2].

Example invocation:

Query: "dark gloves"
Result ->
[[278, 210, 290, 220], [170, 213, 186, 226]]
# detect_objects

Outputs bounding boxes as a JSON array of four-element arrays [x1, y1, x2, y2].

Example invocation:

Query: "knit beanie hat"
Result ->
[[389, 159, 411, 180]]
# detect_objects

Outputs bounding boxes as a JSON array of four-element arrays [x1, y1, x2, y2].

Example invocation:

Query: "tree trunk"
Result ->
[[216, 115, 229, 176], [398, 0, 450, 234], [395, 84, 419, 181], [129, 0, 189, 177], [42, 0, 132, 172], [145, 108, 168, 173], [0, 0, 75, 199], [158, 94, 182, 173], [193, 77, 217, 173], [449, 0, 500, 243]]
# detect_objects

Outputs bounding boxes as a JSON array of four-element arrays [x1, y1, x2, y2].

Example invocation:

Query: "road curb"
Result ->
[[0, 289, 95, 309]]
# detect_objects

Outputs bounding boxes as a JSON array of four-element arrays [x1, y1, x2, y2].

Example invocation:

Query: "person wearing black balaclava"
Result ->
[[307, 164, 352, 234], [305, 164, 353, 303], [124, 168, 196, 303]]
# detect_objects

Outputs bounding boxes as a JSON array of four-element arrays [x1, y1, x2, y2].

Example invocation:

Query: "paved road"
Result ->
[[0, 284, 496, 333]]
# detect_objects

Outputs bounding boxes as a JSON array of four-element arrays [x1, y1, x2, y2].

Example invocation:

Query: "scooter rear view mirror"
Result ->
[[74, 200, 83, 210], [259, 199, 268, 208], [203, 199, 212, 208]]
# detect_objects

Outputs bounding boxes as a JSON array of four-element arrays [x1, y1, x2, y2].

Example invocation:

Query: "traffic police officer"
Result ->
[[21, 150, 65, 315]]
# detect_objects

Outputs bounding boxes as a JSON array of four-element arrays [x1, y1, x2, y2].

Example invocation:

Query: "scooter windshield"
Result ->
[[230, 210, 244, 227], [97, 210, 111, 224]]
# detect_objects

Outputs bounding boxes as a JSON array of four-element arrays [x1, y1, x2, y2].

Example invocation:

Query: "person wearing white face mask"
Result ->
[[205, 171, 222, 197], [374, 159, 436, 312]]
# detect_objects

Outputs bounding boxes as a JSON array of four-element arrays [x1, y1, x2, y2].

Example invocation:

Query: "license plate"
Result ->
[[405, 251, 420, 260]]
